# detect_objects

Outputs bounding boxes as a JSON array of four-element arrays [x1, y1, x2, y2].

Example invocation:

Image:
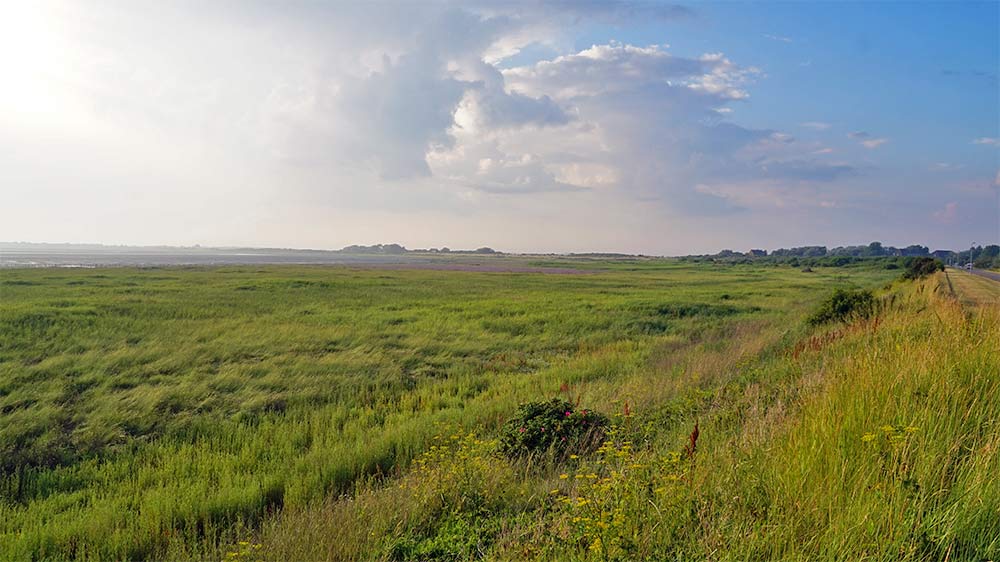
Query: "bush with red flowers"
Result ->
[[498, 399, 609, 459]]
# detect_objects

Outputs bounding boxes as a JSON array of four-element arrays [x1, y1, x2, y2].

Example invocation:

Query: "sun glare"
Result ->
[[0, 1, 77, 127]]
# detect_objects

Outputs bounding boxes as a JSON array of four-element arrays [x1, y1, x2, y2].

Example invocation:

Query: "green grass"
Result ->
[[2, 262, 994, 560]]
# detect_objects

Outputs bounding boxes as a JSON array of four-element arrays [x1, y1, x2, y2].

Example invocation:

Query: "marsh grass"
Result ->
[[3, 263, 993, 560], [246, 275, 998, 561]]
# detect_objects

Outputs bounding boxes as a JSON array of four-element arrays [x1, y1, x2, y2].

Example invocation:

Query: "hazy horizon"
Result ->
[[0, 238, 985, 256], [2, 1, 998, 255]]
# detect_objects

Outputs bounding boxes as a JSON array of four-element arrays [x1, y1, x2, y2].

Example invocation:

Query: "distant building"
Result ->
[[747, 249, 767, 257]]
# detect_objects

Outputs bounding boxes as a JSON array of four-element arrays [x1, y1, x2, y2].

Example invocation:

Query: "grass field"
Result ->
[[1, 261, 997, 560]]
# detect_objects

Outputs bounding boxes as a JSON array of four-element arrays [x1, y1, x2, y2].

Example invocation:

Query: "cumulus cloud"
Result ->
[[453, 41, 855, 211], [251, 6, 584, 179], [453, 61, 570, 132], [973, 137, 999, 146], [502, 43, 745, 100], [424, 42, 775, 202]]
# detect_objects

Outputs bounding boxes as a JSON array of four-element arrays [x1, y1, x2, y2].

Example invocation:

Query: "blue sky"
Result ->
[[603, 2, 998, 153], [583, 3, 998, 173], [0, 1, 997, 253]]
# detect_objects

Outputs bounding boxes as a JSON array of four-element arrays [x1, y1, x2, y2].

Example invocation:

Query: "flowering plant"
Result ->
[[498, 399, 609, 459]]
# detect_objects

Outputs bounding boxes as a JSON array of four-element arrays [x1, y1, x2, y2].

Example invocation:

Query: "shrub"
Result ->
[[499, 399, 609, 459], [807, 289, 876, 325], [902, 257, 943, 280], [822, 256, 853, 267]]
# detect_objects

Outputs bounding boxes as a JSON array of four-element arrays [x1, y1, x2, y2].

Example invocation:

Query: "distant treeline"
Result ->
[[684, 241, 1000, 269]]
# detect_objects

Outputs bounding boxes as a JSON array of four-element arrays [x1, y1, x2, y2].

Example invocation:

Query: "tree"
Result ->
[[865, 241, 885, 257], [902, 245, 929, 256]]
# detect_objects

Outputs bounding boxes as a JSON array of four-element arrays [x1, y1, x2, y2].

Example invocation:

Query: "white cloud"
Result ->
[[800, 121, 831, 130], [861, 138, 889, 149], [972, 137, 999, 146], [438, 42, 853, 211], [763, 34, 793, 43], [463, 44, 780, 206], [932, 202, 958, 224], [504, 43, 707, 99], [929, 162, 963, 171], [849, 131, 888, 149]]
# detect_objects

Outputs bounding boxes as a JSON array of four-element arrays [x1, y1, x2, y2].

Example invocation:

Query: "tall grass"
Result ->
[[3, 262, 965, 560], [250, 275, 999, 561]]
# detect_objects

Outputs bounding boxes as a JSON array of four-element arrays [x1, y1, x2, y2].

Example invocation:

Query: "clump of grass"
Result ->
[[807, 288, 876, 325]]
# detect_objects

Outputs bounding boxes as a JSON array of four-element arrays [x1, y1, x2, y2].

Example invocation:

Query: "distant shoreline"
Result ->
[[0, 242, 654, 268]]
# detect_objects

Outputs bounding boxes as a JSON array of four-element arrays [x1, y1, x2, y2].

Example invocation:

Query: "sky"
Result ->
[[1, 1, 997, 255]]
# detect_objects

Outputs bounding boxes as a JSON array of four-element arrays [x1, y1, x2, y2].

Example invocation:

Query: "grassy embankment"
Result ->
[[1, 262, 996, 560]]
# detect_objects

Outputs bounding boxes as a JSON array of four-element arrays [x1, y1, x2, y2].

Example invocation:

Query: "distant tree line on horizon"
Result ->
[[336, 240, 999, 269], [691, 241, 1000, 270]]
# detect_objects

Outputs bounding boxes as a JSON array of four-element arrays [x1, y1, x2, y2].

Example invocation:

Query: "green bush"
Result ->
[[498, 399, 609, 459], [807, 289, 876, 325], [902, 257, 943, 280]]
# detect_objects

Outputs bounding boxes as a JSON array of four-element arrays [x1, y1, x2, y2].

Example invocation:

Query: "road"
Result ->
[[969, 268, 1000, 283], [950, 267, 1000, 283]]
